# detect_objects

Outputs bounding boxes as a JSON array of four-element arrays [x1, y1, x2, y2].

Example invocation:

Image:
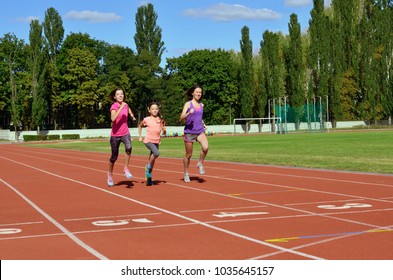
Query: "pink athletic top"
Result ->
[[110, 103, 130, 137], [141, 116, 163, 144]]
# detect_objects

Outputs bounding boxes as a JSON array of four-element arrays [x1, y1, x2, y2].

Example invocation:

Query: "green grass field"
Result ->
[[26, 129, 393, 175]]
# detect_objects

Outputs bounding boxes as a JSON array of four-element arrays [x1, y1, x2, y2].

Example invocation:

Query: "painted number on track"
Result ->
[[318, 203, 372, 210], [213, 211, 269, 218], [92, 220, 130, 226], [0, 228, 22, 235], [92, 218, 153, 227]]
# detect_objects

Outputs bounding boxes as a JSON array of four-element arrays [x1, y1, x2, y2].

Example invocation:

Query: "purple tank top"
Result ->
[[184, 101, 204, 134]]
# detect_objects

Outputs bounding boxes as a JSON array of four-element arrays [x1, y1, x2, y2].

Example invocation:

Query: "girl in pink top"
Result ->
[[107, 87, 136, 187], [138, 102, 166, 186]]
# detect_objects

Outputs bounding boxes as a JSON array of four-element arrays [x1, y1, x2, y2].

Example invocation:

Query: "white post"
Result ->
[[284, 96, 287, 134], [318, 96, 322, 130], [273, 99, 276, 133], [313, 96, 316, 130], [326, 95, 329, 132], [268, 99, 271, 132], [307, 98, 310, 131], [278, 97, 283, 134]]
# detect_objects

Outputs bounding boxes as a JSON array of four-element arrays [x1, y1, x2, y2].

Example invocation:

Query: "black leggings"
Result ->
[[109, 134, 132, 163]]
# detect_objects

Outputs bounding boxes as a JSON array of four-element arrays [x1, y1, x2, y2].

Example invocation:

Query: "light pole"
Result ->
[[284, 96, 287, 134], [272, 98, 276, 133], [313, 96, 316, 130], [268, 99, 271, 133], [318, 96, 322, 130], [325, 95, 329, 132], [278, 97, 282, 134], [307, 98, 310, 131]]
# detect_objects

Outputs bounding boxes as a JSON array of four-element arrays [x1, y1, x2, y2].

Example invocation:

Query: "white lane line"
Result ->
[[6, 150, 393, 206], [0, 222, 196, 241], [7, 147, 393, 188], [0, 178, 108, 260], [64, 212, 161, 222], [0, 221, 43, 227], [4, 148, 393, 259], [179, 205, 268, 213], [2, 152, 390, 237], [250, 223, 393, 260], [2, 151, 390, 239], [0, 156, 323, 260]]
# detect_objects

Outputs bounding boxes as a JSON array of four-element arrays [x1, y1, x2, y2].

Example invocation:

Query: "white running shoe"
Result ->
[[196, 162, 205, 175]]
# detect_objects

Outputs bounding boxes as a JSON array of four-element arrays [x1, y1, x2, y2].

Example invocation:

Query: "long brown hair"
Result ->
[[109, 87, 125, 102], [148, 101, 165, 125], [186, 84, 204, 101]]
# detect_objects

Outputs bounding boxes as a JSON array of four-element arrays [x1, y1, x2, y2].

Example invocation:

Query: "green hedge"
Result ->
[[23, 135, 46, 142], [48, 135, 61, 140], [23, 134, 60, 141], [23, 134, 80, 141], [62, 134, 80, 140]]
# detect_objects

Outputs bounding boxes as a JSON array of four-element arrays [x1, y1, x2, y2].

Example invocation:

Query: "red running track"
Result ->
[[1, 143, 393, 260]]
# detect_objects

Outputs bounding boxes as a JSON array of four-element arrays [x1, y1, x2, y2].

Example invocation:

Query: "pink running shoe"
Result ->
[[124, 168, 133, 179], [107, 172, 114, 187]]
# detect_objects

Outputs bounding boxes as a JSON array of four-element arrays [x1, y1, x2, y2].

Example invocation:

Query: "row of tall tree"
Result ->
[[0, 0, 392, 133]]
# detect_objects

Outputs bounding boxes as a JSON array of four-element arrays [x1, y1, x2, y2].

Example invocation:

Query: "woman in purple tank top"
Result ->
[[179, 84, 209, 183]]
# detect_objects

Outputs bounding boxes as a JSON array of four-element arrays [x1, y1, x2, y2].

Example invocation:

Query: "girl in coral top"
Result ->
[[138, 102, 166, 186]]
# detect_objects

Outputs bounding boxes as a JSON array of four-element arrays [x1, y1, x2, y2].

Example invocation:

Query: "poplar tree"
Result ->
[[254, 53, 266, 121], [239, 26, 254, 119], [358, 0, 375, 120], [373, 0, 393, 121], [43, 7, 64, 62], [331, 0, 359, 120], [260, 31, 286, 130], [43, 7, 64, 129], [308, 0, 331, 122], [133, 3, 165, 116], [28, 19, 47, 133], [357, 0, 393, 122], [287, 13, 305, 129]]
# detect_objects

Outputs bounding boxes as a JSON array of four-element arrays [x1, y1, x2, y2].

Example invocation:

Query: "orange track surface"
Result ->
[[1, 143, 393, 260]]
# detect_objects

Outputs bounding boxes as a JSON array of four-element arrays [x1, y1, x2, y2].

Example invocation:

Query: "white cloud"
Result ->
[[285, 0, 333, 8], [182, 3, 281, 22], [64, 10, 122, 23], [284, 0, 312, 7], [139, 0, 150, 7], [16, 16, 40, 23]]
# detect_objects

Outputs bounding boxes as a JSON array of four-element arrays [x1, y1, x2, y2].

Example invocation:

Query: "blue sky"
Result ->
[[0, 0, 332, 63]]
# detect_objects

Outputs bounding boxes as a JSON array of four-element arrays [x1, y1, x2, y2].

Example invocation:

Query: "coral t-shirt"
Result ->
[[110, 103, 130, 137], [141, 116, 163, 144]]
